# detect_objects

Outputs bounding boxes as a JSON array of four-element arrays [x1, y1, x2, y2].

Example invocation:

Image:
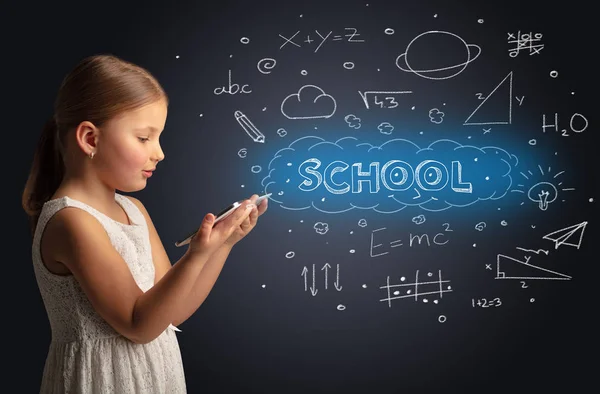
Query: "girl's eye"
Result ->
[[138, 137, 150, 142]]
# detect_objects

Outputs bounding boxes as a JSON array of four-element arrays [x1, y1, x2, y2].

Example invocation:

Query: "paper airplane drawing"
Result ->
[[542, 221, 587, 250], [496, 254, 572, 280]]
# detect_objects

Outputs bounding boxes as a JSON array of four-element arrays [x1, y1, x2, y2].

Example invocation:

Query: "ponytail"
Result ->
[[22, 116, 65, 236]]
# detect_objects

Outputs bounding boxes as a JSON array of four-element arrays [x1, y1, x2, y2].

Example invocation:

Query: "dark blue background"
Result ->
[[9, 0, 596, 393]]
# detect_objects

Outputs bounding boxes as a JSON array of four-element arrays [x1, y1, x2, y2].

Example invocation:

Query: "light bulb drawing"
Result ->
[[527, 182, 557, 210], [511, 165, 575, 210]]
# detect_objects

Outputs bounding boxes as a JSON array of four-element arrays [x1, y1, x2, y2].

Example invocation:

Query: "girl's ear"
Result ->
[[75, 121, 99, 155]]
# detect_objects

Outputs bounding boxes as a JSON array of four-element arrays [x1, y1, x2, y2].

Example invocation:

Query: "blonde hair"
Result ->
[[22, 54, 169, 236]]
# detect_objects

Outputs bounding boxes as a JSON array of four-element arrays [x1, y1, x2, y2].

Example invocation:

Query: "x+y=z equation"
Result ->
[[279, 28, 365, 52]]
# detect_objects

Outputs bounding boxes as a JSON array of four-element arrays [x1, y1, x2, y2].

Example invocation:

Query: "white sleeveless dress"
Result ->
[[32, 192, 187, 393]]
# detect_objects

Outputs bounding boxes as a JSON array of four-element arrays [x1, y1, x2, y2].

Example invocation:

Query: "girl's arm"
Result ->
[[51, 202, 253, 344]]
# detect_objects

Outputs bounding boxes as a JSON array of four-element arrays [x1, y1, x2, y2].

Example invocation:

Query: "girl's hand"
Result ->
[[222, 194, 268, 248], [186, 199, 255, 259]]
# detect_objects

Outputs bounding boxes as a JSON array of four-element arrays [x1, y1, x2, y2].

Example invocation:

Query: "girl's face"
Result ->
[[97, 99, 167, 192]]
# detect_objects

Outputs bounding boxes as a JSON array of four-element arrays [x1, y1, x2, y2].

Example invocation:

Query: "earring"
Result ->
[[89, 151, 95, 159]]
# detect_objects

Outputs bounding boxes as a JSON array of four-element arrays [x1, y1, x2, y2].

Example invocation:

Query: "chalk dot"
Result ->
[[438, 315, 446, 323], [349, 249, 355, 253], [337, 304, 346, 311], [301, 70, 307, 75], [300, 220, 304, 223], [407, 290, 411, 294], [474, 158, 478, 161], [529, 139, 537, 145], [299, 14, 303, 17], [343, 62, 355, 70], [485, 176, 490, 180], [175, 55, 180, 59], [278, 191, 284, 196], [501, 220, 508, 226], [393, 290, 400, 296], [229, 54, 233, 58], [377, 68, 381, 71], [199, 114, 203, 117], [384, 28, 395, 35], [419, 131, 424, 135], [362, 284, 367, 288], [589, 198, 594, 202], [571, 91, 575, 95], [550, 70, 558, 78], [473, 243, 476, 247], [350, 231, 354, 234], [262, 107, 267, 111], [498, 207, 501, 211], [240, 37, 250, 44], [241, 184, 245, 188], [411, 106, 416, 110], [530, 298, 535, 303], [427, 272, 433, 277], [285, 251, 295, 259], [447, 286, 452, 290], [434, 14, 438, 18], [321, 197, 325, 202], [401, 276, 406, 281], [467, 136, 472, 139], [287, 162, 292, 166], [478, 19, 484, 23], [423, 299, 429, 303], [286, 179, 290, 183], [433, 300, 439, 304], [288, 229, 292, 232], [261, 284, 266, 288]]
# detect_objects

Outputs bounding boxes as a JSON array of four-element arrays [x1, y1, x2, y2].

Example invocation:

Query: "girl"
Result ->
[[21, 53, 268, 393]]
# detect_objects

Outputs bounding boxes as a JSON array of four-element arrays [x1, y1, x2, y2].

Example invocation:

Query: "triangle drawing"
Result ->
[[542, 221, 587, 250], [495, 254, 571, 280], [464, 71, 513, 125]]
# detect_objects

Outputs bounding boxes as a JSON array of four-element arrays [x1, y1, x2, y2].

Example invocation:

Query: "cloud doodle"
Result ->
[[280, 85, 337, 120]]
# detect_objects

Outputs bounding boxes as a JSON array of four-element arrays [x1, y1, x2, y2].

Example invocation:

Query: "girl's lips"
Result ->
[[142, 170, 153, 177]]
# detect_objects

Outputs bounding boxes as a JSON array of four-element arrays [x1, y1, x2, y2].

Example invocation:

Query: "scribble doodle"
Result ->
[[344, 114, 361, 129], [281, 85, 337, 120], [257, 58, 277, 74], [396, 31, 481, 80], [412, 214, 426, 225], [429, 108, 444, 124], [475, 222, 486, 231], [507, 31, 544, 57], [237, 148, 247, 158], [380, 270, 452, 307], [313, 222, 329, 235], [377, 122, 394, 134]]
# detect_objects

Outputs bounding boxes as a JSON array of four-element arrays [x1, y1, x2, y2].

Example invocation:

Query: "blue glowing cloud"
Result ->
[[261, 136, 519, 213]]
